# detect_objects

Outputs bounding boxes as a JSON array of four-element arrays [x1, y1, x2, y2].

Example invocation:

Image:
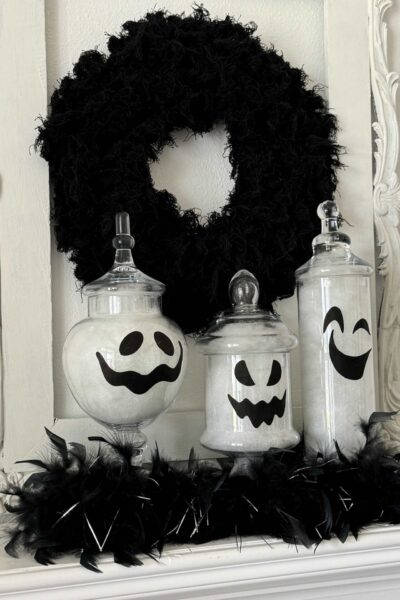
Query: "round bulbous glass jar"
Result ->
[[63, 213, 187, 433], [196, 270, 300, 455]]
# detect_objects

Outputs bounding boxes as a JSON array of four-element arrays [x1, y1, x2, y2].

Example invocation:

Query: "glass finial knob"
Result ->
[[113, 212, 135, 250], [317, 200, 345, 235], [317, 200, 340, 221], [229, 269, 259, 309], [111, 212, 136, 268], [312, 200, 350, 246]]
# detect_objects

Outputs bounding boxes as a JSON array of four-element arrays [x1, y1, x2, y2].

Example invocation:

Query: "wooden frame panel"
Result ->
[[0, 0, 53, 472], [0, 0, 392, 472]]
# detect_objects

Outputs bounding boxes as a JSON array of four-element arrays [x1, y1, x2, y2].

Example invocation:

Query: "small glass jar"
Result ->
[[196, 270, 299, 455], [296, 201, 376, 455], [63, 212, 187, 447]]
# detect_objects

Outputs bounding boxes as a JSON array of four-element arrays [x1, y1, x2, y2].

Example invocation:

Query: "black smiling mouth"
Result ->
[[329, 331, 371, 380], [228, 392, 286, 428], [96, 342, 183, 395]]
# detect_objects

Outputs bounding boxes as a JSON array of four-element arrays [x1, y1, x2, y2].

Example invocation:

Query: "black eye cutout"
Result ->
[[267, 360, 282, 386], [353, 318, 371, 335], [323, 306, 344, 333], [119, 331, 144, 356], [234, 360, 255, 386], [154, 331, 174, 356]]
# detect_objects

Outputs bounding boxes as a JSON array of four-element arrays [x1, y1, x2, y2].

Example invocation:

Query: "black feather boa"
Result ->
[[36, 8, 341, 333], [4, 427, 400, 572]]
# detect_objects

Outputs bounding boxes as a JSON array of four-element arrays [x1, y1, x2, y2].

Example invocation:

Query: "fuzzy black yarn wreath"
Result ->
[[36, 8, 341, 333], [4, 423, 400, 572]]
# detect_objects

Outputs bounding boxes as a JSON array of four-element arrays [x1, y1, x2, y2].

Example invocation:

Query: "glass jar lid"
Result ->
[[196, 270, 297, 354], [296, 200, 373, 280], [83, 212, 165, 298]]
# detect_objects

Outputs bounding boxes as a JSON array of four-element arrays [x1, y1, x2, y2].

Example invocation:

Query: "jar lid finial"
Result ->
[[83, 211, 165, 296], [229, 269, 259, 311], [312, 200, 350, 250]]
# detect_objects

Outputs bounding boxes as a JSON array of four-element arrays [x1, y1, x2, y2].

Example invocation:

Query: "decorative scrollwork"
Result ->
[[370, 0, 400, 447]]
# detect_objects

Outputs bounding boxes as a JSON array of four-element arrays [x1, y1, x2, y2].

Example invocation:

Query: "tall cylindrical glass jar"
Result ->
[[296, 201, 376, 455]]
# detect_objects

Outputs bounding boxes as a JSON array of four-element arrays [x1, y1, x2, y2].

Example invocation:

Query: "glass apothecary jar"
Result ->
[[62, 212, 187, 451], [196, 269, 299, 455], [296, 201, 376, 456]]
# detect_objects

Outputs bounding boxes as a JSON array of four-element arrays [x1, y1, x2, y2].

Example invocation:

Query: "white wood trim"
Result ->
[[369, 0, 400, 447], [0, 0, 54, 472], [325, 0, 376, 267], [1, 525, 400, 599], [324, 0, 378, 404]]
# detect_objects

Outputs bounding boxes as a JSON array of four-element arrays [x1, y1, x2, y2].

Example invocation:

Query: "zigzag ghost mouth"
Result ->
[[228, 392, 286, 428], [96, 342, 183, 395]]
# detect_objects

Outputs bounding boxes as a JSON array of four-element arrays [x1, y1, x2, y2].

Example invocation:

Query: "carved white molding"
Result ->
[[370, 0, 400, 446], [0, 526, 400, 599]]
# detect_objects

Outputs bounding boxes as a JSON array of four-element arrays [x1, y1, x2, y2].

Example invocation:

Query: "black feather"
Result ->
[[369, 411, 399, 424], [80, 550, 101, 573], [4, 534, 20, 559], [34, 549, 55, 566], [15, 459, 50, 470], [45, 427, 69, 465], [5, 427, 400, 572]]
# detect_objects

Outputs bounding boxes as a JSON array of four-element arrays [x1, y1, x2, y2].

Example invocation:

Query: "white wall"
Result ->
[[46, 0, 325, 429]]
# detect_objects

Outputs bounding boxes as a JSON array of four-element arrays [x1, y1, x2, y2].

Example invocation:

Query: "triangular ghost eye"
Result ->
[[234, 360, 255, 386], [119, 331, 144, 355], [154, 331, 174, 356], [267, 360, 282, 386]]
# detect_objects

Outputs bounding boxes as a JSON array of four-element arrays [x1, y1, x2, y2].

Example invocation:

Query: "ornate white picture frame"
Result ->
[[1, 1, 400, 597]]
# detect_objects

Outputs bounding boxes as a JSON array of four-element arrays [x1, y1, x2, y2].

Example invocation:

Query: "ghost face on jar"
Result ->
[[228, 355, 286, 428], [323, 306, 371, 381], [204, 352, 289, 437], [63, 318, 187, 427]]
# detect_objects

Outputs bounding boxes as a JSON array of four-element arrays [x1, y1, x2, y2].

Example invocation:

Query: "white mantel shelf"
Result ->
[[1, 526, 400, 600]]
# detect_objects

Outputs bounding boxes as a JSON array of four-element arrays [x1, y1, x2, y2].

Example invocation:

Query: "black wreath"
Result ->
[[37, 8, 341, 333]]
